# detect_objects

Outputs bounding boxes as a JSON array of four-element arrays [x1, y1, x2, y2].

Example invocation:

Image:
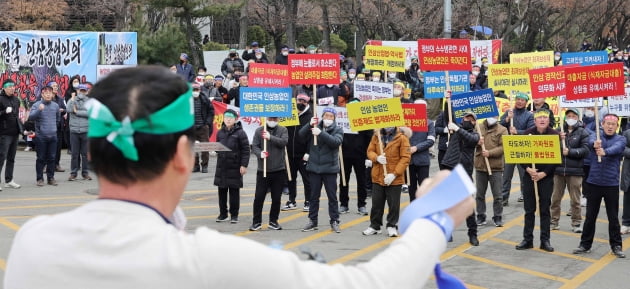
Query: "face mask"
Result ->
[[393, 89, 402, 96], [384, 127, 395, 134], [624, 57, 629, 60], [326, 84, 333, 88], [297, 103, 306, 111], [583, 110, 594, 118], [323, 119, 334, 127], [486, 117, 497, 126], [198, 72, 206, 76], [267, 121, 278, 128], [255, 54, 262, 59], [472, 71, 479, 76], [607, 46, 612, 50], [348, 74, 355, 79], [357, 78, 365, 81], [72, 82, 79, 88], [483, 62, 489, 67], [77, 92, 87, 98], [372, 78, 380, 82], [555, 56, 561, 61], [229, 53, 237, 57], [565, 118, 578, 126], [299, 48, 305, 52], [388, 73, 396, 79], [617, 56, 623, 60], [461, 121, 474, 130], [282, 52, 288, 56], [192, 91, 200, 97], [308, 50, 315, 54]]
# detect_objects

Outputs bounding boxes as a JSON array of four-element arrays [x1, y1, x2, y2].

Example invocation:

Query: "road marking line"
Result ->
[[458, 252, 571, 283], [0, 203, 84, 210], [0, 195, 94, 203], [488, 237, 599, 263], [235, 211, 307, 237], [0, 217, 20, 231], [0, 258, 6, 271], [329, 238, 395, 264]]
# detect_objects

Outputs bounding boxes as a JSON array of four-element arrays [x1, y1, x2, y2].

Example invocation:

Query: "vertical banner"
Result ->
[[450, 89, 499, 122], [561, 51, 609, 66], [96, 32, 138, 80], [402, 103, 428, 132], [564, 63, 625, 100], [509, 51, 554, 68], [470, 39, 502, 66], [417, 39, 471, 71], [423, 71, 470, 99], [248, 63, 289, 87], [239, 87, 293, 117], [0, 31, 98, 105], [487, 63, 533, 93], [364, 45, 406, 72], [287, 54, 340, 85], [353, 80, 393, 101]]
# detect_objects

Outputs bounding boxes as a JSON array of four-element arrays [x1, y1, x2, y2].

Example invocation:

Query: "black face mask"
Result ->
[[229, 53, 237, 57], [461, 121, 474, 130], [297, 103, 306, 111]]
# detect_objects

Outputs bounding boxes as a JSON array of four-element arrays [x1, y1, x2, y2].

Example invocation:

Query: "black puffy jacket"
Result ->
[[214, 121, 250, 188], [554, 124, 590, 176]]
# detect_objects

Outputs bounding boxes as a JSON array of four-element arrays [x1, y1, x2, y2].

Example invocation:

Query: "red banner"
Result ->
[[210, 101, 228, 142], [402, 103, 428, 132], [248, 63, 289, 87], [528, 66, 568, 99], [288, 54, 340, 85], [565, 63, 625, 100], [417, 39, 471, 71]]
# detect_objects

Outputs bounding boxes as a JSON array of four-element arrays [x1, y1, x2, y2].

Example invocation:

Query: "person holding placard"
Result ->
[[516, 109, 559, 252], [573, 114, 626, 258], [282, 93, 313, 212], [474, 116, 508, 227], [339, 98, 373, 215], [441, 111, 480, 246], [499, 92, 534, 206], [550, 108, 590, 233], [214, 109, 250, 223], [249, 117, 289, 231], [527, 98, 555, 129], [363, 125, 411, 238], [299, 107, 344, 233]]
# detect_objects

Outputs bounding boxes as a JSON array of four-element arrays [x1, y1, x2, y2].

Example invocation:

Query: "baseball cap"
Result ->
[[180, 53, 189, 60], [192, 83, 201, 89], [251, 41, 259, 47], [77, 84, 89, 91], [462, 110, 477, 120], [322, 107, 336, 117]]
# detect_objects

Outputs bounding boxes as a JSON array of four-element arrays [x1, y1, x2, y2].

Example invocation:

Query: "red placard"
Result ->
[[528, 65, 576, 99], [402, 103, 428, 132], [288, 54, 340, 85], [248, 63, 289, 87], [417, 39, 471, 71], [565, 63, 625, 100]]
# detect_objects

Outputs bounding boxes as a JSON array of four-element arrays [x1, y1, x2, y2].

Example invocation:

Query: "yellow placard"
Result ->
[[365, 45, 406, 72], [278, 98, 299, 126], [488, 63, 533, 93], [503, 135, 562, 164], [509, 51, 555, 68], [347, 97, 405, 131]]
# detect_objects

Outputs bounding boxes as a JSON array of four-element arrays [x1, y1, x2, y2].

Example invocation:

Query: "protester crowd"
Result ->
[[2, 40, 630, 259]]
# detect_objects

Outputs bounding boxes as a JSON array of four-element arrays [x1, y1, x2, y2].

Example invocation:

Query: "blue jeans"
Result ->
[[35, 135, 58, 181]]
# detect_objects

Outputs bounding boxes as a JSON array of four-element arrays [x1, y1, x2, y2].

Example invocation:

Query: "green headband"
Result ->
[[87, 85, 194, 161], [224, 112, 236, 118], [3, 82, 15, 88]]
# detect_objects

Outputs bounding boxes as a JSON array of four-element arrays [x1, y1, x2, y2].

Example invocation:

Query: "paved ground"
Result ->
[[0, 147, 629, 288]]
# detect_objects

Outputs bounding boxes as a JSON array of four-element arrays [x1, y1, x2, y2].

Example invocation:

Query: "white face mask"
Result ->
[[282, 52, 288, 56], [372, 78, 380, 82], [583, 110, 594, 118], [348, 74, 356, 79], [192, 91, 200, 97], [565, 118, 578, 127], [486, 117, 497, 126], [326, 84, 334, 88], [72, 82, 80, 88], [472, 71, 479, 76], [255, 54, 262, 59], [388, 73, 396, 79], [267, 121, 278, 128], [393, 89, 403, 96], [323, 119, 334, 127]]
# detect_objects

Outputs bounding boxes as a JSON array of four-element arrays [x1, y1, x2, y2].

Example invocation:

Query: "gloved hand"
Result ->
[[443, 127, 449, 134], [260, 151, 269, 159], [310, 117, 319, 126], [384, 173, 396, 186], [376, 154, 387, 165], [364, 159, 372, 168], [303, 153, 309, 162], [312, 127, 321, 136], [261, 130, 270, 140], [447, 122, 459, 132], [6, 107, 12, 114]]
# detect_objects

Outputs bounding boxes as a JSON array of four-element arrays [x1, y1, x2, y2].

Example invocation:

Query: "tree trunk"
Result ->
[[239, 0, 249, 49], [321, 3, 331, 52], [183, 6, 200, 68], [285, 0, 298, 49]]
